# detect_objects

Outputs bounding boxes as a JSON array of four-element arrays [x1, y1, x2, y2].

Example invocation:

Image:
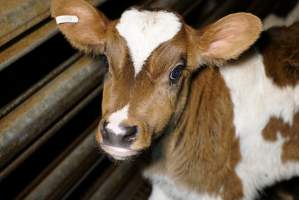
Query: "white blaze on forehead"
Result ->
[[107, 105, 129, 135], [116, 9, 182, 76]]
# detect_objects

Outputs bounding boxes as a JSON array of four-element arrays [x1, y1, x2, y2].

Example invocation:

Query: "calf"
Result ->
[[52, 0, 299, 199]]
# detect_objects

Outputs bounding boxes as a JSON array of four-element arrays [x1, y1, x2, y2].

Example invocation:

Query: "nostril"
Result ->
[[100, 121, 138, 146], [123, 126, 138, 142], [101, 121, 109, 138]]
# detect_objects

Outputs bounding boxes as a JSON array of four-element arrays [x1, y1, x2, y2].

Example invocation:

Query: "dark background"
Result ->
[[0, 0, 298, 199]]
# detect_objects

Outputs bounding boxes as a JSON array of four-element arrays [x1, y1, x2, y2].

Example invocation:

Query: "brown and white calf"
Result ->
[[52, 0, 299, 199]]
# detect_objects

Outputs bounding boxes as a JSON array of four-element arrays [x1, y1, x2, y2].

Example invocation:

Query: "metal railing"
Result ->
[[0, 0, 298, 199]]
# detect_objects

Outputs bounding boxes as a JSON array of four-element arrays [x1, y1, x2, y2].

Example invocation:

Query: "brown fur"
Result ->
[[259, 22, 299, 163], [52, 1, 264, 199], [100, 21, 247, 198], [262, 113, 299, 162], [258, 22, 299, 87], [145, 67, 243, 200], [51, 0, 109, 53], [196, 13, 262, 65], [99, 26, 199, 151]]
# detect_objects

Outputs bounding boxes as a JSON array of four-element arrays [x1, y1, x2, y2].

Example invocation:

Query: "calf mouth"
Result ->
[[100, 144, 139, 160]]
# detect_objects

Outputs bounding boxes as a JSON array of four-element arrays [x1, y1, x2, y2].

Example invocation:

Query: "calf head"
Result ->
[[52, 0, 262, 160]]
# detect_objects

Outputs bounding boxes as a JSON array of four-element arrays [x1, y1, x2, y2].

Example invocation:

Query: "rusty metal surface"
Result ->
[[0, 84, 102, 179], [89, 162, 136, 200], [0, 0, 297, 199], [115, 172, 150, 200], [0, 0, 108, 47], [144, 0, 199, 13], [0, 53, 81, 118], [0, 56, 106, 169], [247, 0, 276, 17], [145, 0, 193, 11], [192, 0, 249, 27], [79, 163, 117, 199], [0, 0, 51, 47], [0, 21, 59, 71], [181, 0, 205, 16], [23, 128, 104, 199], [0, 0, 108, 72]]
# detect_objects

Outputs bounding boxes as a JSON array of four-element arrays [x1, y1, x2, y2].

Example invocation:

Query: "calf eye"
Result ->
[[169, 64, 184, 83]]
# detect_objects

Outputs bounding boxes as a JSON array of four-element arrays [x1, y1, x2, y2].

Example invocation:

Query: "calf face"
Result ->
[[52, 0, 262, 160]]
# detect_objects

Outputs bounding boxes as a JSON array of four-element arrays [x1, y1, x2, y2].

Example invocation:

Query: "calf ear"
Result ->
[[197, 13, 262, 65], [51, 0, 109, 53]]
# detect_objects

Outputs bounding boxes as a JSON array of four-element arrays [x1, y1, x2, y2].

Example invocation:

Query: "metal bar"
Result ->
[[89, 0, 109, 7], [0, 0, 50, 47], [0, 56, 106, 169], [17, 121, 99, 198], [0, 0, 108, 72], [0, 53, 81, 119], [247, 0, 280, 19], [181, 0, 205, 17], [114, 173, 146, 200], [0, 0, 108, 47], [23, 129, 104, 200], [144, 0, 197, 12], [60, 157, 105, 200], [131, 181, 152, 200], [193, 0, 246, 28], [145, 0, 185, 10], [0, 21, 59, 71], [0, 84, 102, 179], [79, 163, 117, 199], [89, 162, 136, 200]]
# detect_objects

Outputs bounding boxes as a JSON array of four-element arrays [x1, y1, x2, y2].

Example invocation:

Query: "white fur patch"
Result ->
[[149, 185, 171, 200], [116, 9, 182, 76], [107, 105, 129, 135], [220, 53, 299, 200], [145, 173, 222, 200], [55, 15, 79, 24]]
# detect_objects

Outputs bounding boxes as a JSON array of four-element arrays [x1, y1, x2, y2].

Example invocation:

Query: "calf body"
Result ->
[[145, 32, 299, 199], [51, 0, 299, 199]]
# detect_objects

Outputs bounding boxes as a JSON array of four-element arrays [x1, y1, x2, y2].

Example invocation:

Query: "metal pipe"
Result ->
[[61, 157, 105, 200], [23, 128, 104, 199], [145, 0, 187, 10], [0, 84, 102, 179], [114, 173, 148, 200], [0, 53, 82, 118], [0, 0, 108, 72], [0, 0, 50, 46], [89, 162, 136, 200], [0, 0, 108, 47], [190, 0, 277, 29], [247, 0, 279, 19], [0, 21, 59, 71], [181, 0, 205, 17], [78, 163, 117, 199], [143, 0, 198, 13], [0, 56, 106, 169], [193, 0, 252, 28]]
